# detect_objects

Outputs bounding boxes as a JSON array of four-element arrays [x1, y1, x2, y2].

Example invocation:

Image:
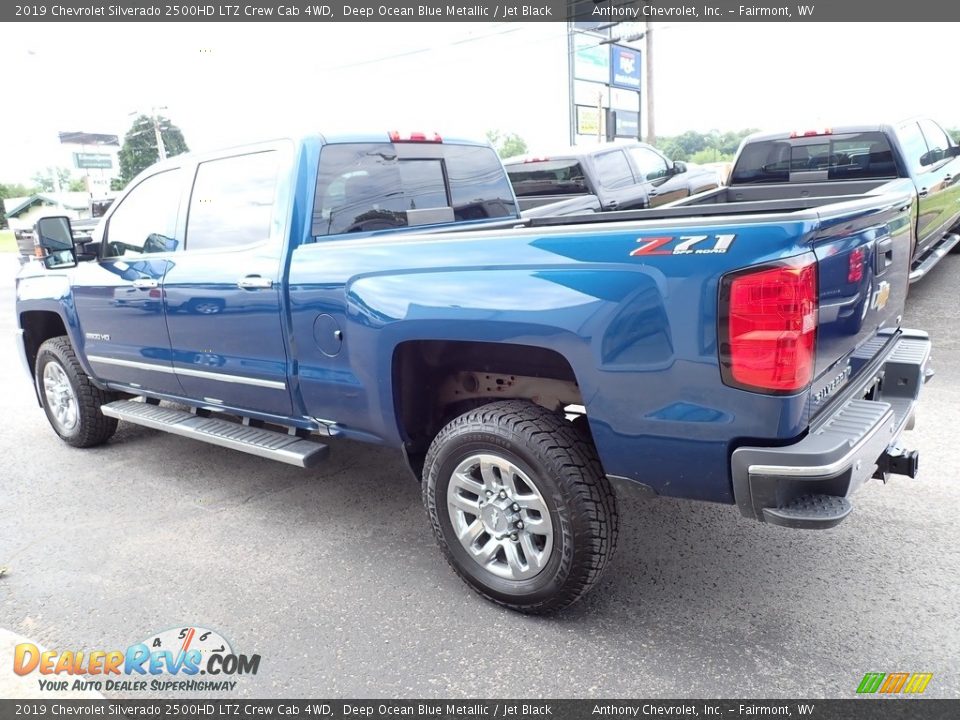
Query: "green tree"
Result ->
[[655, 128, 757, 163], [485, 130, 528, 159], [948, 128, 960, 144], [31, 167, 74, 193], [0, 182, 35, 228], [119, 114, 190, 184]]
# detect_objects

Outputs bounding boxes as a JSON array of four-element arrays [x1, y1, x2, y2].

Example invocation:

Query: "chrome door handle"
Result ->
[[131, 279, 159, 289], [918, 188, 929, 198], [237, 275, 274, 290]]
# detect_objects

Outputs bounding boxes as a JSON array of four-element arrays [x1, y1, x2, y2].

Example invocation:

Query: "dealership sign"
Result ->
[[573, 34, 609, 83], [74, 152, 113, 170], [610, 45, 641, 89]]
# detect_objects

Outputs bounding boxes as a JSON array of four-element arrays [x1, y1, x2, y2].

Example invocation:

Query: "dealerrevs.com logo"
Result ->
[[13, 626, 260, 693]]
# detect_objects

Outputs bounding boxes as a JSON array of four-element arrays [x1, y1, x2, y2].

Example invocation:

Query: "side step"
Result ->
[[100, 400, 329, 468], [909, 232, 960, 283], [762, 494, 852, 530]]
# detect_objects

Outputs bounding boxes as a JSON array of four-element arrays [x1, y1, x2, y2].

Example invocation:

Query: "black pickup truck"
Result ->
[[504, 142, 721, 215], [684, 120, 960, 281]]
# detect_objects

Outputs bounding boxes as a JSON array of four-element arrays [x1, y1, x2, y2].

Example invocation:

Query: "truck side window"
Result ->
[[594, 150, 634, 189], [103, 170, 182, 257], [918, 120, 952, 165], [897, 123, 930, 174], [629, 147, 670, 181], [444, 145, 517, 221], [186, 151, 280, 251]]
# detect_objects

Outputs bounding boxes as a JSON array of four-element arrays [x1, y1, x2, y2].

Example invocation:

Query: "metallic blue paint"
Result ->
[[14, 134, 918, 505]]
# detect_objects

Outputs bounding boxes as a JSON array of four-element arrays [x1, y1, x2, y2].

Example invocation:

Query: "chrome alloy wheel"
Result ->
[[42, 361, 78, 433], [446, 453, 554, 580]]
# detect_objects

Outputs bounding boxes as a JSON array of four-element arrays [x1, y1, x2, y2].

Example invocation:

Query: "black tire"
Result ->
[[35, 336, 118, 448], [422, 400, 618, 614]]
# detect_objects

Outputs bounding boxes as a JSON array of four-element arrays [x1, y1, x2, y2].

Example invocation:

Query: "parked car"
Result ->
[[17, 130, 931, 613], [685, 120, 960, 281], [504, 142, 721, 215]]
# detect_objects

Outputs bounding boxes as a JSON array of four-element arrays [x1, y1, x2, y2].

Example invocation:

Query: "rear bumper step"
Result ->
[[762, 494, 852, 530], [731, 329, 932, 529], [100, 399, 329, 468]]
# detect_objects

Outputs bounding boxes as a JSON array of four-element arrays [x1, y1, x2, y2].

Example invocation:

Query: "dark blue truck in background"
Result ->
[[16, 130, 933, 612]]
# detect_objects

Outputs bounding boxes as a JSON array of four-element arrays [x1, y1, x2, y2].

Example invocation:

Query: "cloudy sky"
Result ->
[[2, 21, 957, 183]]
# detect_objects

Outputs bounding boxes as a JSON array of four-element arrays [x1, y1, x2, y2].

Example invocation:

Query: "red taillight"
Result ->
[[388, 130, 442, 143], [720, 262, 818, 393], [847, 247, 865, 283], [522, 157, 550, 163]]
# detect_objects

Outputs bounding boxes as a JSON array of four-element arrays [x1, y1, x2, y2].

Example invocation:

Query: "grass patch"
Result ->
[[0, 229, 17, 253]]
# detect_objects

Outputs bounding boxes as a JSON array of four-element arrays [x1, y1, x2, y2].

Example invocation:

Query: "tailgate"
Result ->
[[809, 186, 915, 416]]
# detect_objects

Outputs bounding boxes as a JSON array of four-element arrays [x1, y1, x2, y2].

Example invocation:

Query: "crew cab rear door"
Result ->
[[909, 119, 960, 256], [161, 144, 293, 417]]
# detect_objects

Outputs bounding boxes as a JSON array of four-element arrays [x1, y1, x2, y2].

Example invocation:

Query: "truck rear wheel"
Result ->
[[36, 337, 118, 448], [422, 400, 618, 614]]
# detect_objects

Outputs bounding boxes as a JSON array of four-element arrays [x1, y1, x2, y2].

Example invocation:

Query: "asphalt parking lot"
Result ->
[[1, 251, 958, 700]]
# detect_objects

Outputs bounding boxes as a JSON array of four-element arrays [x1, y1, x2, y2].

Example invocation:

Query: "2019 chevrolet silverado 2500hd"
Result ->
[[16, 131, 932, 613]]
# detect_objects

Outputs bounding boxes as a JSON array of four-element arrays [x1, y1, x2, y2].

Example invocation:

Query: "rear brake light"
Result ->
[[388, 130, 442, 143], [523, 157, 550, 163], [789, 128, 833, 138], [719, 262, 818, 394], [848, 247, 865, 283]]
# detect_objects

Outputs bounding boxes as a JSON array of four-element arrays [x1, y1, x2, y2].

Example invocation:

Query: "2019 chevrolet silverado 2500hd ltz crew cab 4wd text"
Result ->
[[16, 131, 932, 613]]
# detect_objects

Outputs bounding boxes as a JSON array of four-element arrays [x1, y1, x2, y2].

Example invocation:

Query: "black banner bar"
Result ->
[[0, 700, 958, 720], [6, 0, 960, 23]]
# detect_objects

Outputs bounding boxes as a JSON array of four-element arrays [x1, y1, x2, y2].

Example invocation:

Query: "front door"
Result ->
[[72, 168, 185, 396], [161, 147, 293, 418]]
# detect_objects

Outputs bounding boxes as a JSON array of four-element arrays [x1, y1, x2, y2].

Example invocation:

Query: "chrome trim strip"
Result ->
[[87, 355, 286, 390], [748, 405, 895, 478]]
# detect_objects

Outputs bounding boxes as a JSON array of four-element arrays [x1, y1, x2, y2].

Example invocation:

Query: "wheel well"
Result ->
[[392, 340, 583, 477], [20, 311, 68, 377]]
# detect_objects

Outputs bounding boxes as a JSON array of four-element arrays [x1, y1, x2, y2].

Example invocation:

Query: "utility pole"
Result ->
[[645, 21, 655, 144], [151, 107, 168, 161]]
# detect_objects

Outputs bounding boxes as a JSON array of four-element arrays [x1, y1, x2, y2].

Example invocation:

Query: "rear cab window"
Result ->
[[312, 141, 516, 236], [506, 159, 591, 197], [731, 131, 900, 184]]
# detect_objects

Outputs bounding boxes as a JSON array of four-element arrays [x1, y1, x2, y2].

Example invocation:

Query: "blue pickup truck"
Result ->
[[16, 131, 932, 613]]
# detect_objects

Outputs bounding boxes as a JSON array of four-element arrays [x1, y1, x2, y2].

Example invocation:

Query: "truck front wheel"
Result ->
[[36, 337, 118, 448], [422, 400, 618, 614]]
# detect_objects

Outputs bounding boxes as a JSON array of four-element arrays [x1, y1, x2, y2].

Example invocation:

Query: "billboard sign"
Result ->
[[576, 105, 602, 136], [610, 45, 642, 90], [573, 34, 609, 83], [611, 110, 640, 139], [74, 153, 113, 170]]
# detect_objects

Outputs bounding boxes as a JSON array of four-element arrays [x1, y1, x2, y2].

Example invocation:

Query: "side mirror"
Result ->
[[673, 161, 687, 174], [35, 216, 77, 269]]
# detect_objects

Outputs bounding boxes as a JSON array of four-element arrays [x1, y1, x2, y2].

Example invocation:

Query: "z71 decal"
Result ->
[[630, 234, 736, 256]]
